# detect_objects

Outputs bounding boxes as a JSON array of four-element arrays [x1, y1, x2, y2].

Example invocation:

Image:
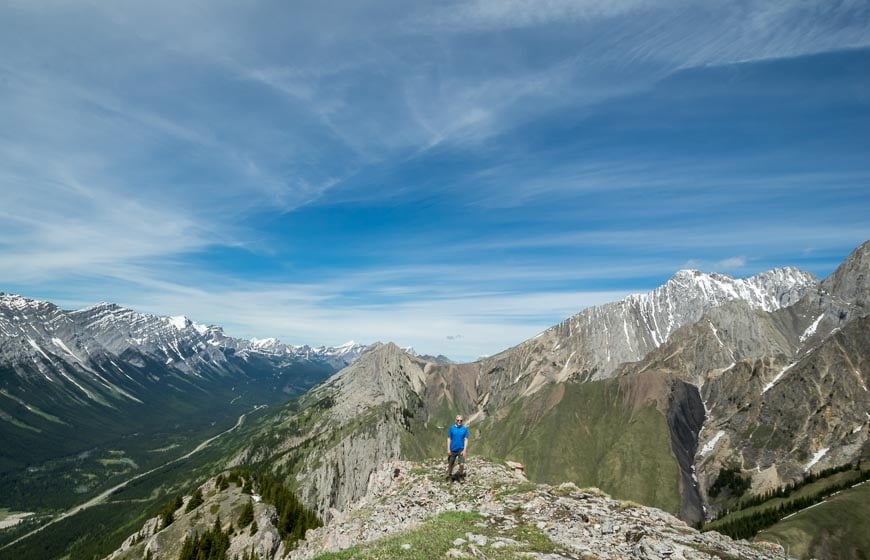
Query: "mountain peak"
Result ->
[[0, 292, 53, 310], [250, 336, 281, 348], [167, 315, 191, 330], [822, 239, 870, 309]]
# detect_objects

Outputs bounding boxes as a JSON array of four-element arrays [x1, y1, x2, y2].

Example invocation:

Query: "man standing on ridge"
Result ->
[[446, 415, 469, 480]]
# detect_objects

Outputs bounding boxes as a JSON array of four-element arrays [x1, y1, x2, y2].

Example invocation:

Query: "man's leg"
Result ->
[[458, 452, 465, 476], [447, 452, 457, 477]]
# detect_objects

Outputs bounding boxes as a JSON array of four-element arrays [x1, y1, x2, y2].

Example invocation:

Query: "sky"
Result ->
[[1, 0, 869, 361]]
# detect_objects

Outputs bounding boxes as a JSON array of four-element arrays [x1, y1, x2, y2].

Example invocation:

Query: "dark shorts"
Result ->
[[447, 451, 465, 469]]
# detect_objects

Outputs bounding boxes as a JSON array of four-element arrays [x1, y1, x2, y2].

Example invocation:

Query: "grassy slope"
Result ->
[[705, 468, 869, 530], [755, 482, 870, 560], [409, 380, 681, 515]]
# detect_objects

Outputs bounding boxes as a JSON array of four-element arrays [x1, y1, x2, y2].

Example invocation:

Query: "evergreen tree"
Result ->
[[238, 500, 254, 528], [186, 488, 205, 513]]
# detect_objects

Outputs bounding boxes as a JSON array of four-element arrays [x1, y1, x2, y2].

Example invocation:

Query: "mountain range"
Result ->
[[0, 297, 365, 508], [1, 241, 868, 560], [198, 241, 868, 559]]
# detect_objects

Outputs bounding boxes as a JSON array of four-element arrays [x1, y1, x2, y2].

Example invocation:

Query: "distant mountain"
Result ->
[[0, 295, 367, 506], [0, 295, 367, 407], [203, 326, 366, 370], [472, 266, 816, 412], [401, 346, 455, 364]]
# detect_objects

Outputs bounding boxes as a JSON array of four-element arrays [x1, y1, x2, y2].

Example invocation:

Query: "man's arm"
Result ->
[[447, 436, 451, 455], [462, 435, 468, 457]]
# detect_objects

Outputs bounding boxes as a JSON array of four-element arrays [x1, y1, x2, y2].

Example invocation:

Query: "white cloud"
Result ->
[[714, 256, 747, 269], [419, 0, 661, 31], [418, 0, 870, 70]]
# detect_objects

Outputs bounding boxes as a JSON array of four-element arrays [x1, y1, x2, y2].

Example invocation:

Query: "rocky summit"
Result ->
[[107, 457, 792, 560], [289, 458, 790, 560]]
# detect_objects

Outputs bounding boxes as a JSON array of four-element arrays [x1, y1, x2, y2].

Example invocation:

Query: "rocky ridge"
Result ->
[[471, 267, 816, 413], [232, 342, 432, 518], [289, 458, 791, 560], [106, 476, 285, 560], [106, 458, 792, 560]]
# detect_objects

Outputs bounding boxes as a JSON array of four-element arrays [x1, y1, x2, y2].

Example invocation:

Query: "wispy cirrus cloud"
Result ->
[[1, 0, 868, 361]]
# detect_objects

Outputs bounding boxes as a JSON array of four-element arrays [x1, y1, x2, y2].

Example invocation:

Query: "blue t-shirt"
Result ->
[[448, 424, 469, 452]]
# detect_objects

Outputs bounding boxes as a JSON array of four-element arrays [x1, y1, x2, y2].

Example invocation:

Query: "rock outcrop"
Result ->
[[291, 458, 791, 560], [106, 477, 284, 560]]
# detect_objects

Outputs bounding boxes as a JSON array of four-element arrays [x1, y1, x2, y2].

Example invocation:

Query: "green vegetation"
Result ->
[[0, 501, 155, 560], [704, 465, 870, 541], [711, 462, 863, 518], [468, 381, 681, 514], [709, 466, 750, 498], [185, 488, 205, 512], [756, 481, 870, 560], [178, 517, 230, 560], [256, 472, 322, 545], [237, 500, 254, 529], [310, 511, 559, 560], [159, 495, 184, 529], [0, 406, 268, 559]]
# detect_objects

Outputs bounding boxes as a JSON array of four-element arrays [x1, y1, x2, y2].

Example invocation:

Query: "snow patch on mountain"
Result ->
[[168, 315, 189, 330], [800, 314, 824, 343], [762, 362, 797, 394], [699, 430, 726, 456], [804, 448, 829, 472]]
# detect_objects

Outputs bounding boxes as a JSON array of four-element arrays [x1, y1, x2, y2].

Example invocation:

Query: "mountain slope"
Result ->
[[469, 267, 815, 414], [229, 342, 430, 518], [288, 243, 867, 532], [0, 294, 365, 509]]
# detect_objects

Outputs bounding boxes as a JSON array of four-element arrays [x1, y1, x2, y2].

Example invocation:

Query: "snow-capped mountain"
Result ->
[[469, 266, 816, 413], [203, 328, 366, 370], [0, 295, 369, 474], [0, 296, 368, 382]]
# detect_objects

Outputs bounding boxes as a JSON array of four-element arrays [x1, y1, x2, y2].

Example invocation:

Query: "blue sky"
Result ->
[[1, 0, 869, 361]]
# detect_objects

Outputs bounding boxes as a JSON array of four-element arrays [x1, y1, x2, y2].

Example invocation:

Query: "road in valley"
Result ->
[[0, 405, 265, 551]]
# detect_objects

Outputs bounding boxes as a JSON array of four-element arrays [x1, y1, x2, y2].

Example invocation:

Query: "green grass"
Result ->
[[471, 381, 681, 514], [310, 511, 559, 560], [755, 481, 870, 560], [706, 468, 869, 531]]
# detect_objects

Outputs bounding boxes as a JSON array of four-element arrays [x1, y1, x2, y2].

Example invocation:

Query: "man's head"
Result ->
[[455, 415, 463, 426]]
